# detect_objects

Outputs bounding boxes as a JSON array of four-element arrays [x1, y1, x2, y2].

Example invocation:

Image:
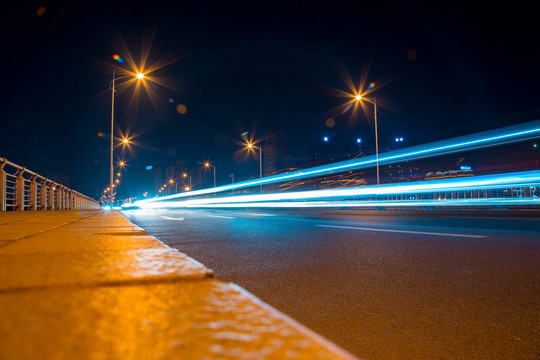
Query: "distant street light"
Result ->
[[246, 142, 263, 192], [204, 162, 216, 188], [169, 179, 177, 193], [355, 94, 380, 185]]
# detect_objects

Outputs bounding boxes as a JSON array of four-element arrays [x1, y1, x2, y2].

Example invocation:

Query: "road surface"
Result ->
[[122, 208, 540, 360]]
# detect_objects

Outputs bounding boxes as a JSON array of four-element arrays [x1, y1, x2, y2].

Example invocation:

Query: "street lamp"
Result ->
[[109, 69, 144, 207], [182, 173, 192, 189], [355, 94, 379, 185], [204, 162, 216, 188], [169, 179, 177, 193], [247, 142, 263, 192]]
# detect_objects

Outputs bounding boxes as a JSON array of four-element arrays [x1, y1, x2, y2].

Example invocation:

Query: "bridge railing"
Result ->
[[0, 157, 100, 211]]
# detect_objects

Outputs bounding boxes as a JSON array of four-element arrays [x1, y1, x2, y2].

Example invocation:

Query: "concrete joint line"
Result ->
[[0, 211, 102, 250]]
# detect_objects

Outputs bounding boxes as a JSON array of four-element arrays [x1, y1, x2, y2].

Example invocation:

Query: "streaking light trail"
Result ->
[[133, 120, 540, 207], [129, 170, 539, 209]]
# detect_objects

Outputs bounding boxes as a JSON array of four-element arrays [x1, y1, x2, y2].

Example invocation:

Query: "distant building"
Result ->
[[425, 166, 474, 180], [384, 162, 420, 183], [263, 132, 285, 176]]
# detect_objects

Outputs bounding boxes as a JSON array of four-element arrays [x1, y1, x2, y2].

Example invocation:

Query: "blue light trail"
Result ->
[[130, 170, 539, 209], [133, 120, 540, 207]]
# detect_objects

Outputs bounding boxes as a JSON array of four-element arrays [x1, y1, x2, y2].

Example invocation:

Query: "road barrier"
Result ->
[[0, 157, 100, 211]]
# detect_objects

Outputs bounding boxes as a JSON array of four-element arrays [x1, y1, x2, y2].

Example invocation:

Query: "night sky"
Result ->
[[2, 0, 540, 199]]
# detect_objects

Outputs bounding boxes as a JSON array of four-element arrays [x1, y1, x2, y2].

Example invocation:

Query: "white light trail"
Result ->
[[131, 170, 540, 210]]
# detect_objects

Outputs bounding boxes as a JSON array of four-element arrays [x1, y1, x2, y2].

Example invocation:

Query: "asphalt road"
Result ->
[[122, 208, 540, 360]]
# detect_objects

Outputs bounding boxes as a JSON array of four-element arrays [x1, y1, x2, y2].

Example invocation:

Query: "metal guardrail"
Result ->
[[0, 157, 100, 211]]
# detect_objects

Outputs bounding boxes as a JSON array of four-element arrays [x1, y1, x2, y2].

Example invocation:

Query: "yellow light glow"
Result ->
[[120, 161, 125, 166], [123, 139, 129, 144], [205, 163, 209, 167], [185, 187, 191, 191], [355, 94, 362, 101], [183, 173, 187, 177], [247, 143, 253, 148], [136, 73, 145, 80], [169, 179, 174, 183]]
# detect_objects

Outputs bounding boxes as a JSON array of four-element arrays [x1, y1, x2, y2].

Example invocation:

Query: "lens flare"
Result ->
[[176, 104, 187, 114], [325, 118, 335, 128], [367, 82, 375, 89], [112, 54, 124, 63]]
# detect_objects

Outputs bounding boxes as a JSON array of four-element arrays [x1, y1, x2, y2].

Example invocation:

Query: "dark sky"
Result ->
[[2, 0, 540, 198]]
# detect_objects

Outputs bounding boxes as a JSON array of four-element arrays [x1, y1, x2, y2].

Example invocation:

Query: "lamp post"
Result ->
[[109, 70, 144, 207], [169, 179, 177, 193], [247, 142, 263, 192], [204, 162, 216, 188], [182, 173, 192, 189], [355, 94, 379, 185]]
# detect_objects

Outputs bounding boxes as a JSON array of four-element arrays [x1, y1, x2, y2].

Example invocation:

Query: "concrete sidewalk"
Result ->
[[0, 210, 357, 359]]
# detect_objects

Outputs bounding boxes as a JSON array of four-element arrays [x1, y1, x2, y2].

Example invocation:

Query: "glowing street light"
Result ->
[[355, 93, 380, 185], [136, 72, 145, 80], [169, 179, 177, 193], [204, 162, 216, 188], [246, 142, 263, 192]]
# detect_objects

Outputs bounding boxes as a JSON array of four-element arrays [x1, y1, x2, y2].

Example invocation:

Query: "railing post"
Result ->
[[55, 186, 62, 210], [15, 173, 25, 211], [62, 188, 67, 210], [40, 181, 48, 210], [49, 184, 55, 210], [0, 168, 6, 212], [30, 177, 38, 210]]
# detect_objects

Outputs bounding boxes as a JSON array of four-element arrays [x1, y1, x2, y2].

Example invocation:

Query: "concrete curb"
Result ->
[[0, 210, 358, 359]]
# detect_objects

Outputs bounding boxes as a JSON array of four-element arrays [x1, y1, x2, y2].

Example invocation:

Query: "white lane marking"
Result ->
[[317, 225, 487, 239], [206, 215, 234, 219], [161, 216, 185, 221], [443, 216, 537, 221], [246, 213, 277, 217]]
